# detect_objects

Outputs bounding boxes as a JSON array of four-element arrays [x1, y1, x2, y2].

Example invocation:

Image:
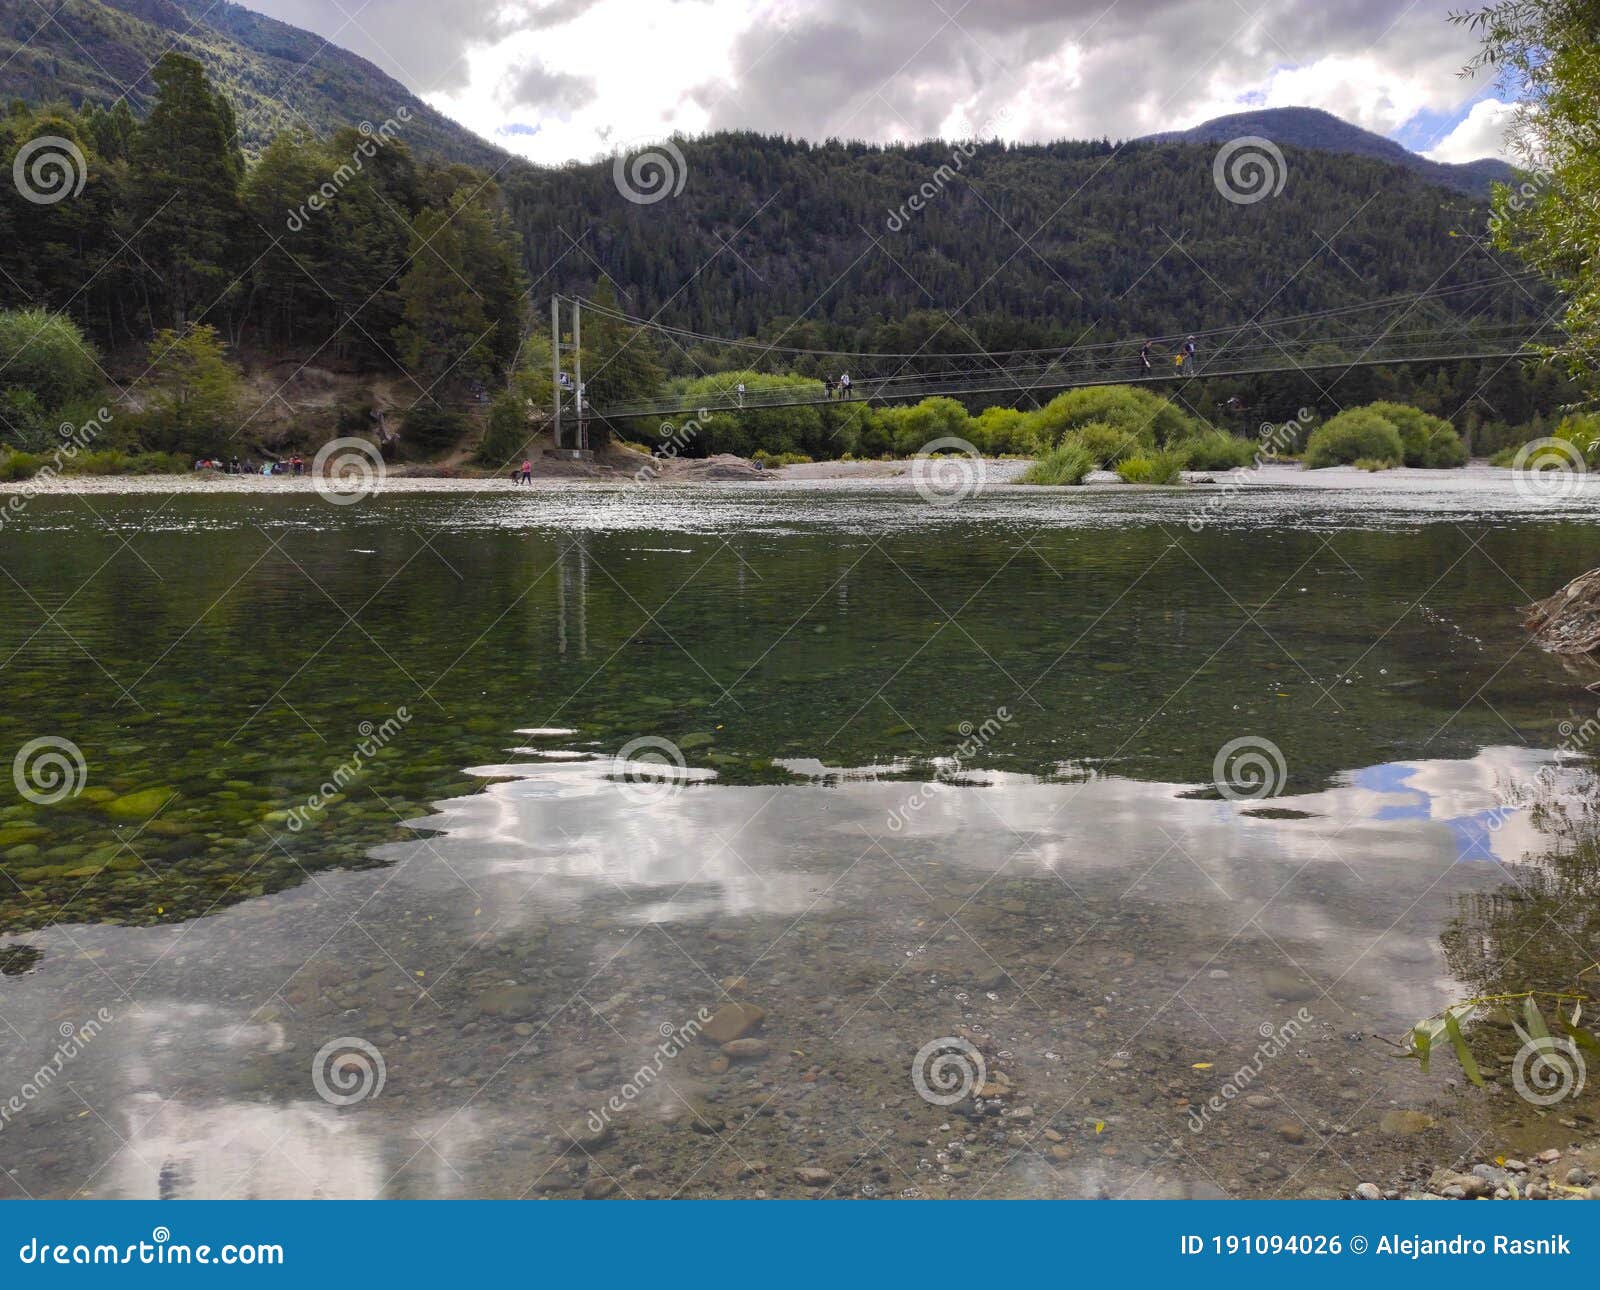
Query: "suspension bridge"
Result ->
[[564, 272, 1560, 423]]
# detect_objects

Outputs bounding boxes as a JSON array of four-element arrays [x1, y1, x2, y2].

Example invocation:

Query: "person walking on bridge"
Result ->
[[1140, 340, 1152, 374], [840, 372, 852, 399], [1182, 334, 1197, 371], [736, 381, 746, 407]]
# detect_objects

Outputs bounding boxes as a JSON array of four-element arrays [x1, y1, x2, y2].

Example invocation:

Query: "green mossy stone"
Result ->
[[0, 826, 49, 847], [103, 788, 178, 820]]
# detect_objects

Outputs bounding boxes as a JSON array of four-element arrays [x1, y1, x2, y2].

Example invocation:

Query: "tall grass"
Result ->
[[1018, 442, 1096, 485], [1115, 448, 1187, 485]]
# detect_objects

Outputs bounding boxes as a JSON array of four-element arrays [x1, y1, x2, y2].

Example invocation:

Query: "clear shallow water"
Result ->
[[1, 476, 1599, 1198]]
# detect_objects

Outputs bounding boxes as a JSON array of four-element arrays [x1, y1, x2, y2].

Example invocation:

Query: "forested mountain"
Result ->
[[502, 131, 1543, 353], [0, 0, 504, 167], [0, 3, 1569, 457], [1143, 106, 1515, 196]]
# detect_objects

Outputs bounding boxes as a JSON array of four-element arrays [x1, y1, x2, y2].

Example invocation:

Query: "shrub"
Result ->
[[1116, 448, 1187, 484], [1354, 457, 1396, 472], [751, 449, 812, 468], [403, 406, 468, 456], [1069, 421, 1140, 466], [1363, 401, 1467, 468], [135, 325, 241, 457], [1302, 409, 1404, 469], [0, 451, 43, 481], [0, 309, 102, 410], [477, 392, 531, 468], [1028, 385, 1198, 451], [1178, 428, 1256, 470], [1018, 441, 1095, 485], [972, 406, 1031, 455]]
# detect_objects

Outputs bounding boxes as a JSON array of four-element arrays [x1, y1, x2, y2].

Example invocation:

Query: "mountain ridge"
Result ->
[[0, 0, 508, 167], [1141, 106, 1515, 196]]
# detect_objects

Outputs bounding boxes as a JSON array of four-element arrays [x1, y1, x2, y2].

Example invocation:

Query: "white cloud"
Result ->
[[1424, 97, 1517, 163], [238, 0, 1504, 166]]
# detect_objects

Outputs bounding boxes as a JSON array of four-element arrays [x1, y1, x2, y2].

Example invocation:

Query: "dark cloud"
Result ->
[[504, 60, 598, 111]]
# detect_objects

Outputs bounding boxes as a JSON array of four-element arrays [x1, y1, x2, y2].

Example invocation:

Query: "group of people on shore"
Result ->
[[193, 455, 305, 475]]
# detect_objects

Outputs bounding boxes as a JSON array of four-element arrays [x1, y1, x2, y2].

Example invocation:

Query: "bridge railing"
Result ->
[[594, 324, 1559, 421]]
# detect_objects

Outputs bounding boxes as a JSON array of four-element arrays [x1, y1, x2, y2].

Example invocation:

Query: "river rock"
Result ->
[[1263, 968, 1316, 1001], [702, 1002, 765, 1043], [1354, 1182, 1382, 1200], [1379, 1109, 1434, 1136], [794, 1166, 833, 1187], [1428, 1167, 1492, 1198], [720, 1038, 769, 1060], [476, 984, 539, 1018]]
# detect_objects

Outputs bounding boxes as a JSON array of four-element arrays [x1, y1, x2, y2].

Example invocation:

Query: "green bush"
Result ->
[[404, 406, 469, 457], [1068, 421, 1140, 466], [1302, 409, 1405, 469], [60, 450, 189, 476], [0, 451, 43, 481], [971, 406, 1030, 455], [477, 392, 531, 468], [1354, 457, 1396, 472], [1028, 385, 1198, 451], [0, 309, 102, 410], [1116, 448, 1187, 484], [1363, 401, 1467, 468], [751, 449, 812, 468], [1178, 428, 1256, 470], [1018, 441, 1096, 485]]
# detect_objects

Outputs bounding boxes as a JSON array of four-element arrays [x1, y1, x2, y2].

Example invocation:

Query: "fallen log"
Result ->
[[1524, 568, 1600, 655]]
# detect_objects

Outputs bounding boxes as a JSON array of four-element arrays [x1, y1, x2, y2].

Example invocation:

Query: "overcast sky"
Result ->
[[243, 0, 1517, 167]]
